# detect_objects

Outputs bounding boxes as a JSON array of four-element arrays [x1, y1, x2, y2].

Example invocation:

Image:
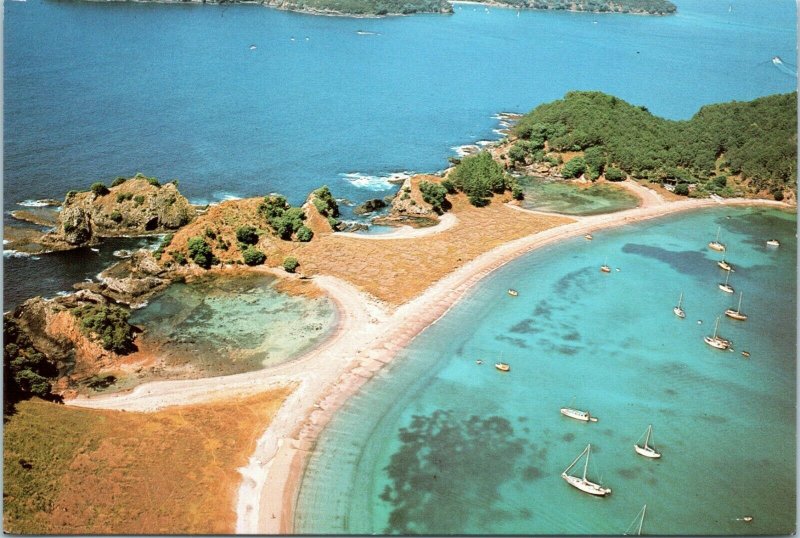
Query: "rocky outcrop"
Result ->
[[373, 175, 440, 227], [93, 250, 173, 307], [353, 198, 387, 215], [39, 177, 195, 251]]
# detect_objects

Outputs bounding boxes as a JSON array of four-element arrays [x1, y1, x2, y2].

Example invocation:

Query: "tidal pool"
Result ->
[[519, 177, 640, 215]]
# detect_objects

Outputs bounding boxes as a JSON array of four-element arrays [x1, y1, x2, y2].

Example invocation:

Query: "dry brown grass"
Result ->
[[164, 188, 572, 306], [4, 388, 292, 534]]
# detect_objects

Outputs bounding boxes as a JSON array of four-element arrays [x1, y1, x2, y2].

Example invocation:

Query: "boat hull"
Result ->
[[560, 408, 597, 422], [718, 261, 733, 271], [725, 309, 747, 321], [709, 241, 726, 252], [634, 444, 662, 459], [719, 284, 734, 293], [673, 307, 685, 318], [561, 473, 611, 496], [704, 336, 730, 350]]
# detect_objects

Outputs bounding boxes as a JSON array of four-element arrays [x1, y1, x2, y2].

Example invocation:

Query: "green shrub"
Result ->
[[283, 256, 299, 273], [674, 183, 690, 196], [187, 237, 213, 269], [604, 167, 626, 182], [242, 246, 266, 266], [91, 182, 109, 196], [773, 188, 785, 201], [561, 157, 587, 179], [147, 177, 161, 188], [172, 252, 187, 265], [66, 190, 78, 199], [327, 216, 340, 230], [511, 184, 524, 200], [204, 227, 217, 240], [111, 177, 127, 187], [440, 179, 456, 194], [236, 225, 259, 245], [133, 195, 145, 206], [312, 185, 340, 217], [419, 181, 448, 212], [72, 303, 135, 354], [450, 152, 508, 206], [63, 222, 76, 234], [109, 210, 123, 223], [296, 225, 314, 242]]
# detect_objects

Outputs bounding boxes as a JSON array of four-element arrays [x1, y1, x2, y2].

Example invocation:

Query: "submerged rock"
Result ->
[[353, 198, 388, 215]]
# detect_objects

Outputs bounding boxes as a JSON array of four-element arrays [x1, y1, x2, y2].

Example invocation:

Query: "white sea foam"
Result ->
[[17, 199, 59, 208], [452, 144, 480, 157], [340, 171, 412, 191], [189, 192, 244, 206], [3, 240, 9, 246], [3, 250, 40, 260]]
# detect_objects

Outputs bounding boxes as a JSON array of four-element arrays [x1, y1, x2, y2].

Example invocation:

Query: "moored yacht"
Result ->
[[704, 316, 731, 350], [718, 271, 734, 294], [560, 407, 598, 422], [561, 444, 611, 496], [673, 292, 685, 318], [717, 257, 734, 272], [634, 425, 661, 459], [725, 291, 747, 321], [709, 226, 726, 252]]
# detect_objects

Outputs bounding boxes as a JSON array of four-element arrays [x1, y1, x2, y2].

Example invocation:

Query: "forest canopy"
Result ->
[[513, 91, 797, 197]]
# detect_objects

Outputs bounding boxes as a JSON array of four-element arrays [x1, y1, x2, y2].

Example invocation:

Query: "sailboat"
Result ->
[[717, 256, 734, 272], [704, 316, 731, 350], [634, 425, 661, 458], [561, 444, 611, 496], [560, 407, 598, 422], [673, 292, 685, 318], [600, 257, 611, 273], [708, 226, 726, 252], [718, 271, 734, 293], [725, 291, 748, 321], [624, 505, 648, 536], [766, 239, 780, 247]]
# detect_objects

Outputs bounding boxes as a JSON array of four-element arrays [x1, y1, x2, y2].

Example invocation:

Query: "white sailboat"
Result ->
[[561, 444, 611, 496], [708, 226, 726, 252], [718, 271, 734, 293], [704, 316, 731, 350], [560, 407, 598, 422], [673, 292, 685, 318], [600, 256, 611, 273], [717, 256, 734, 272], [725, 291, 748, 321], [766, 239, 780, 247], [624, 504, 648, 536], [634, 425, 661, 459]]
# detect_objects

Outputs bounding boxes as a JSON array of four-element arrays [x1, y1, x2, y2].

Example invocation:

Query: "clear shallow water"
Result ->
[[296, 207, 796, 535], [519, 177, 640, 215], [3, 0, 796, 307], [128, 273, 336, 376]]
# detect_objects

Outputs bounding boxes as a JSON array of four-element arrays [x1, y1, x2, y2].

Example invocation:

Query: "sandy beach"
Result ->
[[66, 188, 792, 533]]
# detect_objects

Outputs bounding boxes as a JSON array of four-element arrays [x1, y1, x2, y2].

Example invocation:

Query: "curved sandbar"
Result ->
[[335, 212, 458, 240], [66, 193, 791, 534]]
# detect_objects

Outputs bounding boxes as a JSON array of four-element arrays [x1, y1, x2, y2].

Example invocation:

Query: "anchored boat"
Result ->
[[634, 425, 661, 459], [717, 256, 734, 272], [718, 271, 734, 294], [561, 444, 611, 496], [560, 407, 598, 422], [673, 292, 685, 318], [725, 291, 748, 321], [704, 316, 731, 350], [495, 362, 510, 372], [709, 226, 726, 252]]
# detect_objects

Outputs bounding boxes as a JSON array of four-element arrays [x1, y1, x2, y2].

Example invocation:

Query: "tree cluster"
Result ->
[[72, 303, 136, 354], [258, 195, 313, 241], [418, 181, 449, 213], [3, 317, 60, 417], [513, 91, 797, 198], [449, 152, 519, 206]]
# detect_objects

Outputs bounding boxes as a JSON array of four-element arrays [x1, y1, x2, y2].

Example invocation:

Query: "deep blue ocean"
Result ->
[[3, 0, 796, 309]]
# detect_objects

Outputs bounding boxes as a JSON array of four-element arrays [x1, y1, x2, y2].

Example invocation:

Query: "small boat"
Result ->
[[560, 407, 598, 422], [718, 271, 734, 294], [766, 239, 780, 247], [704, 316, 731, 350], [708, 226, 726, 252], [475, 359, 483, 365], [634, 425, 661, 459], [673, 292, 686, 318], [717, 257, 734, 272], [561, 444, 611, 497], [725, 291, 748, 321], [741, 351, 751, 358], [584, 233, 593, 240], [495, 362, 510, 372], [600, 257, 611, 273], [249, 44, 257, 50], [508, 289, 519, 297], [624, 504, 647, 536], [90, 247, 100, 253]]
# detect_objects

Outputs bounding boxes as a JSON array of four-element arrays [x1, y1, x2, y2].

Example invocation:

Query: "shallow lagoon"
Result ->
[[129, 273, 336, 377], [519, 177, 641, 215], [296, 206, 796, 535]]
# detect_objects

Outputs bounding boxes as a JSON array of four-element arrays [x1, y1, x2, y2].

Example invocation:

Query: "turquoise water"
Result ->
[[519, 177, 640, 215], [296, 207, 796, 535], [128, 273, 336, 378], [3, 0, 796, 305]]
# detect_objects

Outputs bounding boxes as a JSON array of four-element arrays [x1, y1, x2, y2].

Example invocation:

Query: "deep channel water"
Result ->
[[296, 207, 796, 535]]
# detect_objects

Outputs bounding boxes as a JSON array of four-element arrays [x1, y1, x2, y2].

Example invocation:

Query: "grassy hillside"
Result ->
[[512, 91, 797, 199], [472, 0, 676, 15], [4, 390, 290, 534]]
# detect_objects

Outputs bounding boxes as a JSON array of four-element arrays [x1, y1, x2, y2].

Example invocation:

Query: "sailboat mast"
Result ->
[[638, 504, 646, 535], [737, 291, 743, 312], [678, 292, 683, 307], [583, 444, 591, 480], [564, 445, 587, 474], [644, 425, 652, 448], [713, 317, 720, 338]]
